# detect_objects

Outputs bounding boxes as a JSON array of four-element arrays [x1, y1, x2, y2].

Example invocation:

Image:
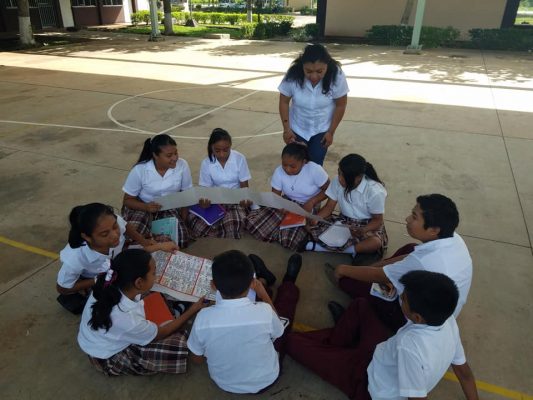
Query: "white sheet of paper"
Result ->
[[318, 222, 352, 247]]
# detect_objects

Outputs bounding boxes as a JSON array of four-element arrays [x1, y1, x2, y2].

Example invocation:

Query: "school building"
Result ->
[[317, 0, 521, 39], [0, 0, 186, 32]]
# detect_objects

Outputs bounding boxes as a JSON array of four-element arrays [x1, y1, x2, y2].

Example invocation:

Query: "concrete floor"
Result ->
[[0, 32, 532, 400]]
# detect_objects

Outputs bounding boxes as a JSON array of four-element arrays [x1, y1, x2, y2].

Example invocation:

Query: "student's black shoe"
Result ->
[[57, 293, 88, 315], [351, 252, 383, 266], [283, 253, 302, 283], [248, 254, 277, 287], [327, 301, 345, 325]]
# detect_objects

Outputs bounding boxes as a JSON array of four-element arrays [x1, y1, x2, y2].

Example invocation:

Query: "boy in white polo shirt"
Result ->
[[286, 270, 479, 400], [187, 250, 301, 394], [328, 193, 473, 332]]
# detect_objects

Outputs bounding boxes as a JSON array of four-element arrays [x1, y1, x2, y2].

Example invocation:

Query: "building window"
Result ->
[[102, 0, 122, 5], [71, 0, 97, 6]]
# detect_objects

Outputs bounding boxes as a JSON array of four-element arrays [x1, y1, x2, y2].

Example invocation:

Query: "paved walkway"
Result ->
[[0, 32, 532, 400]]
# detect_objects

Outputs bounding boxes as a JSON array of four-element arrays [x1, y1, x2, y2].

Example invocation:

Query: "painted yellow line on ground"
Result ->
[[0, 235, 58, 260], [1, 236, 531, 400], [443, 372, 532, 400]]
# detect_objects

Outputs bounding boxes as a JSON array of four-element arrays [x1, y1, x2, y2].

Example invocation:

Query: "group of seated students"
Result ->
[[55, 129, 479, 399]]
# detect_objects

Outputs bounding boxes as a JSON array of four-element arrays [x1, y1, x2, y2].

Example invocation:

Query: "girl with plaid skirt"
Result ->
[[245, 143, 330, 251], [188, 128, 252, 239], [56, 203, 177, 314], [304, 154, 388, 260], [122, 134, 193, 248], [78, 249, 206, 376]]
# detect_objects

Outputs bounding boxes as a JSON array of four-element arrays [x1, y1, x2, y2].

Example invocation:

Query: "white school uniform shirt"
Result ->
[[122, 159, 193, 203], [187, 297, 284, 394], [384, 233, 472, 318], [278, 69, 349, 140], [367, 318, 466, 400], [199, 150, 251, 189], [78, 293, 158, 359], [271, 161, 329, 204], [325, 175, 386, 220], [56, 215, 127, 289]]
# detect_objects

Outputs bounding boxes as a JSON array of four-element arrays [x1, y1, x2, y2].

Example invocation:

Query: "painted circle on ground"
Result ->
[[107, 87, 281, 140]]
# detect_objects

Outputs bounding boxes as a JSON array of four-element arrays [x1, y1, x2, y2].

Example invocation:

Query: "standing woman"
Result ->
[[122, 134, 193, 248], [279, 44, 349, 165]]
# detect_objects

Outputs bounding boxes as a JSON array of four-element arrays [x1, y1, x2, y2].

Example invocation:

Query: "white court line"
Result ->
[[157, 90, 260, 135], [0, 119, 282, 140], [0, 119, 144, 134]]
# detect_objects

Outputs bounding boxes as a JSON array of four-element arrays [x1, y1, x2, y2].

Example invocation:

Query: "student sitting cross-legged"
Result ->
[[326, 193, 473, 333], [187, 250, 302, 394], [77, 249, 205, 376], [286, 271, 479, 400]]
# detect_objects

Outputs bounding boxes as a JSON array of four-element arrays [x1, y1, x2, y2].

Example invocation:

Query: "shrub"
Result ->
[[469, 28, 533, 50], [131, 12, 141, 26], [240, 22, 256, 39], [299, 6, 317, 16], [290, 27, 308, 42], [225, 13, 240, 25], [194, 12, 210, 24], [210, 12, 225, 25], [304, 23, 320, 40], [171, 5, 184, 12], [171, 11, 187, 24], [366, 25, 460, 48]]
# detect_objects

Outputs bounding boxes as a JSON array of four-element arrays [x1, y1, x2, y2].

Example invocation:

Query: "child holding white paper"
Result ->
[[245, 142, 329, 251], [78, 249, 205, 376], [121, 134, 193, 248], [188, 128, 252, 239], [305, 154, 387, 262]]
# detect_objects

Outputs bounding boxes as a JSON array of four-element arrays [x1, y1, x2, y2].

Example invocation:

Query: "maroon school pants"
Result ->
[[339, 243, 416, 333], [271, 281, 300, 356], [285, 298, 391, 400]]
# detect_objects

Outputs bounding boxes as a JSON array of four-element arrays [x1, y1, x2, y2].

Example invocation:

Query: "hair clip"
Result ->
[[103, 269, 117, 287]]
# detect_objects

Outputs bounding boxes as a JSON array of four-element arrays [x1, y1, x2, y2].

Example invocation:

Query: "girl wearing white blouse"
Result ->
[[246, 142, 330, 251], [122, 134, 193, 248], [188, 128, 252, 239], [78, 249, 205, 376], [306, 154, 388, 263], [279, 44, 349, 166]]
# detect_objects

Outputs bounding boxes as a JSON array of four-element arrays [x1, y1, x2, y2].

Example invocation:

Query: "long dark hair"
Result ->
[[284, 44, 341, 94], [208, 128, 232, 163], [89, 249, 153, 332], [339, 154, 383, 200], [281, 142, 309, 162], [68, 203, 116, 248], [136, 134, 177, 165]]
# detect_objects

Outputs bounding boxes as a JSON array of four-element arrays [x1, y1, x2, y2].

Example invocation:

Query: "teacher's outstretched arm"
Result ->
[[321, 95, 348, 148], [279, 93, 296, 144]]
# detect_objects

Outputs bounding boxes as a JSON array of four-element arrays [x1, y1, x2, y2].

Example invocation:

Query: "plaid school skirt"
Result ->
[[122, 205, 190, 248], [187, 204, 247, 239], [308, 214, 388, 254], [88, 332, 189, 376], [245, 206, 309, 251]]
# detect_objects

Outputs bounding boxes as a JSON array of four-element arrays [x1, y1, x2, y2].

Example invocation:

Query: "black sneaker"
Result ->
[[249, 254, 277, 287], [57, 293, 88, 315]]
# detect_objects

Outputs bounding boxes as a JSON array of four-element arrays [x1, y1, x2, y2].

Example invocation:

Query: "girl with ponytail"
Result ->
[[78, 249, 205, 376], [57, 203, 177, 314], [121, 134, 193, 248], [304, 154, 388, 264]]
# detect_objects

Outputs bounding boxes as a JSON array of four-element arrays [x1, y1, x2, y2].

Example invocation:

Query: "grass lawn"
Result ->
[[119, 24, 243, 39], [515, 16, 533, 25]]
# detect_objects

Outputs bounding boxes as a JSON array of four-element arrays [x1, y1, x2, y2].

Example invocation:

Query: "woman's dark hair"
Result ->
[[281, 142, 309, 162], [208, 128, 232, 162], [136, 134, 177, 164], [68, 203, 116, 248], [212, 250, 254, 299], [284, 44, 341, 94], [89, 249, 153, 331], [338, 154, 383, 199], [416, 194, 459, 239], [400, 270, 459, 326]]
